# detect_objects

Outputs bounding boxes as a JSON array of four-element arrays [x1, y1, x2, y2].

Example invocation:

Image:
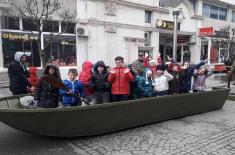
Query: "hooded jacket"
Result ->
[[139, 68, 154, 97], [88, 61, 110, 92], [192, 69, 213, 91], [78, 61, 93, 96], [8, 51, 30, 94], [27, 67, 38, 88], [34, 64, 61, 108]]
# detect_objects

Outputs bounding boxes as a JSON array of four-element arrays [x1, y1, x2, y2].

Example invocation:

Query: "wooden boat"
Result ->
[[0, 88, 230, 137]]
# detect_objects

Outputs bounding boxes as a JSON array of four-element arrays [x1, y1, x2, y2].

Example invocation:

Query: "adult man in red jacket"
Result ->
[[108, 56, 134, 102]]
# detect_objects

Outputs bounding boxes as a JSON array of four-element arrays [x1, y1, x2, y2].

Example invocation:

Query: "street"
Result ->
[[1, 100, 235, 155]]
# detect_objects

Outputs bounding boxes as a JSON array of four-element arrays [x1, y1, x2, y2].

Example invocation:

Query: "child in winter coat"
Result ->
[[149, 59, 157, 78], [27, 67, 38, 94], [168, 64, 185, 95], [130, 60, 145, 100], [34, 64, 61, 108], [192, 67, 213, 92], [153, 65, 173, 96], [88, 61, 110, 104], [60, 69, 85, 107], [139, 69, 154, 98]]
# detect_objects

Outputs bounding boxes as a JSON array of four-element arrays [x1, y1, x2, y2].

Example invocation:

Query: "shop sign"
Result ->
[[156, 19, 174, 30], [1, 33, 39, 40], [198, 27, 214, 37], [213, 31, 229, 38]]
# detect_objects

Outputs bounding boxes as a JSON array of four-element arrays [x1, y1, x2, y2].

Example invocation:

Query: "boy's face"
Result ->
[[68, 73, 77, 81], [115, 60, 123, 67], [20, 55, 27, 63], [173, 66, 179, 72], [97, 66, 104, 73], [184, 62, 190, 68], [48, 67, 55, 75]]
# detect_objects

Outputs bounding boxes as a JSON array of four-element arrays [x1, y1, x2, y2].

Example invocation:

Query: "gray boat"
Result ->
[[0, 88, 230, 137]]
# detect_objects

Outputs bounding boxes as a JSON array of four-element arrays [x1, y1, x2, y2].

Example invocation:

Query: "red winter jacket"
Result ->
[[78, 61, 93, 96], [27, 67, 38, 87], [108, 67, 134, 95]]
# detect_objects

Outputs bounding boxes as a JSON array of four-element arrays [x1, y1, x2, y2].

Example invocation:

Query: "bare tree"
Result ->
[[12, 0, 76, 67]]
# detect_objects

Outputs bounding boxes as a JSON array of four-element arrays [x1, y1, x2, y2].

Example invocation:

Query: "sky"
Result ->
[[220, 0, 235, 5]]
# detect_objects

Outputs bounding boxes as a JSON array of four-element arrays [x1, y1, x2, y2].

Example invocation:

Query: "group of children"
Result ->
[[29, 55, 212, 108]]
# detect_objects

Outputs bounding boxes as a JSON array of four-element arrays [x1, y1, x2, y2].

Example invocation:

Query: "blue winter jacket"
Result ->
[[139, 68, 154, 97], [60, 80, 85, 106], [180, 61, 205, 92]]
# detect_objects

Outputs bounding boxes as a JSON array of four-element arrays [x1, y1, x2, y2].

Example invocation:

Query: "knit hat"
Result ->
[[149, 60, 157, 66], [145, 69, 155, 86], [14, 51, 26, 62]]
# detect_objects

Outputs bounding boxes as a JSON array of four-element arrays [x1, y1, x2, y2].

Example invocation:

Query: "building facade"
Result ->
[[0, 0, 235, 71]]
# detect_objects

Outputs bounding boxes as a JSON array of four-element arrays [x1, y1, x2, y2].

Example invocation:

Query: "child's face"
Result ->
[[198, 68, 206, 75], [68, 73, 77, 81], [97, 66, 104, 73], [150, 62, 156, 67], [173, 66, 179, 72], [115, 60, 124, 67], [156, 70, 163, 75], [48, 67, 55, 75], [147, 73, 152, 78], [184, 62, 190, 68]]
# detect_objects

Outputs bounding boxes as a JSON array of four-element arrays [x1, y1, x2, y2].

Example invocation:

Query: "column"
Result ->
[[190, 35, 201, 64], [151, 31, 160, 59], [0, 10, 4, 69], [207, 38, 212, 64]]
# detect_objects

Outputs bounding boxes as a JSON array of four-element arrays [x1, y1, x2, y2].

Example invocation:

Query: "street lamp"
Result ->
[[172, 9, 180, 62]]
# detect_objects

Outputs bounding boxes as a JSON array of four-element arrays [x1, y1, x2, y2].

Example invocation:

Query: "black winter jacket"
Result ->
[[34, 78, 60, 108], [8, 61, 30, 94]]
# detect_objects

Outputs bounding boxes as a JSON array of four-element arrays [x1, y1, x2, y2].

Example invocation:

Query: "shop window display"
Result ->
[[44, 34, 77, 66]]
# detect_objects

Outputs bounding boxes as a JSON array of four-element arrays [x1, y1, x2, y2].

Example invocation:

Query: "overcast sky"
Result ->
[[220, 0, 235, 5]]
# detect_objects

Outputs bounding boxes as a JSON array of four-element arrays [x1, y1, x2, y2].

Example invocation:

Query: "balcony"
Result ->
[[0, 0, 14, 9]]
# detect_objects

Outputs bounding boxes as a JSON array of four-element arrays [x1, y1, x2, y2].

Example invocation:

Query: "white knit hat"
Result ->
[[146, 70, 155, 86]]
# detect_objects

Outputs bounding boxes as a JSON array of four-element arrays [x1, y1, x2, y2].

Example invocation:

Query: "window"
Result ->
[[232, 11, 235, 22], [1, 16, 20, 30], [219, 8, 227, 21], [23, 18, 38, 31], [202, 3, 210, 17], [61, 22, 75, 34], [43, 20, 59, 32], [210, 5, 219, 19], [202, 3, 227, 21], [2, 32, 40, 67], [44, 35, 77, 66], [145, 11, 152, 23], [144, 32, 151, 46]]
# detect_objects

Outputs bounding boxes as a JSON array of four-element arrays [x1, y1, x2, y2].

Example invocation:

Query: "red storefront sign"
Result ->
[[198, 27, 214, 37]]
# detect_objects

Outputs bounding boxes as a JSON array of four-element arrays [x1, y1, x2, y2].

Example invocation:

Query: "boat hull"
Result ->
[[0, 89, 230, 137]]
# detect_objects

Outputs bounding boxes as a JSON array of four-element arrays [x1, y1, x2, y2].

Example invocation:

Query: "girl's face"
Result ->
[[97, 66, 104, 73], [156, 70, 163, 75], [48, 67, 55, 75], [198, 68, 206, 75], [147, 73, 152, 78], [150, 62, 156, 67]]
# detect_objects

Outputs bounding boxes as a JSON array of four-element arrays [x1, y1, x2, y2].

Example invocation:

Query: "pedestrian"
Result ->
[[130, 60, 145, 100], [149, 59, 157, 78], [34, 64, 61, 108], [168, 64, 185, 95], [153, 65, 173, 96], [180, 59, 207, 93], [78, 61, 94, 103], [27, 66, 38, 94], [108, 56, 134, 102], [60, 69, 85, 107], [139, 68, 154, 98], [88, 61, 110, 104], [8, 51, 31, 95], [192, 67, 213, 92]]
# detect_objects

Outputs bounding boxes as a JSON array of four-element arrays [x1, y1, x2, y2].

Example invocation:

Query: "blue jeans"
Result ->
[[155, 91, 168, 96]]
